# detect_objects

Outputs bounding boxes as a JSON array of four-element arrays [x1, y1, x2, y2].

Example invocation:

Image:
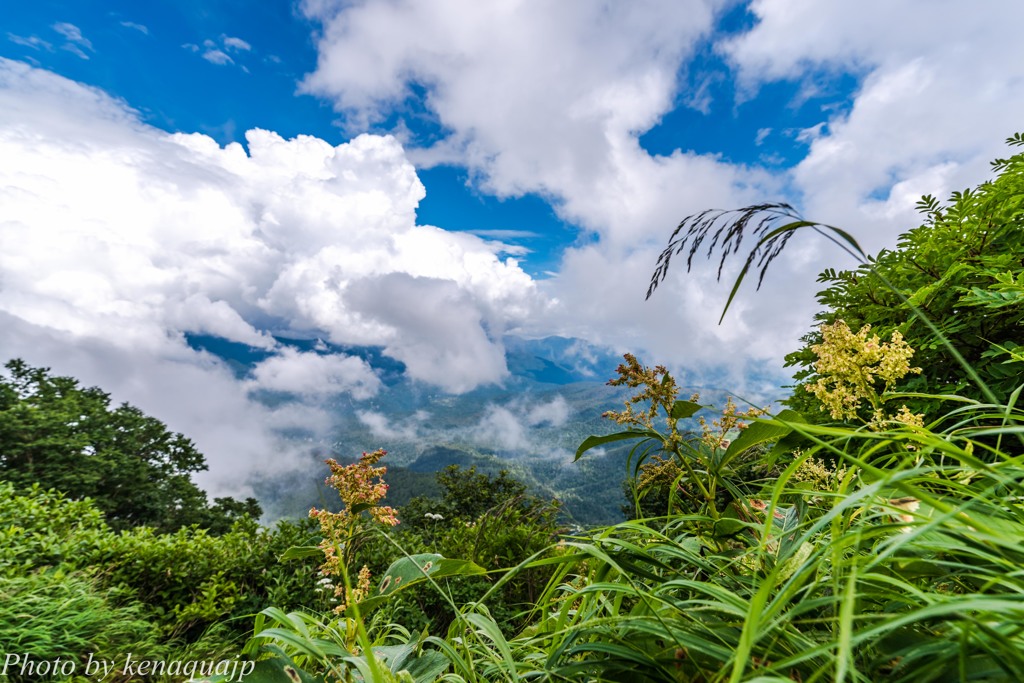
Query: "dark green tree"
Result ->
[[0, 359, 260, 532]]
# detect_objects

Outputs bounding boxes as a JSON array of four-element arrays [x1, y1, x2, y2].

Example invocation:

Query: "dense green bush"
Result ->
[[784, 136, 1024, 422], [0, 481, 325, 680], [0, 482, 108, 576], [0, 572, 164, 683]]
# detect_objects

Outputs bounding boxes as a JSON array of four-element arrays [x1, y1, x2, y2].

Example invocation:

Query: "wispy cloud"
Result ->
[[52, 22, 94, 60], [357, 409, 426, 441], [469, 396, 572, 452], [186, 35, 252, 68], [468, 229, 541, 240], [7, 33, 53, 52], [222, 35, 251, 52], [202, 49, 233, 65], [52, 22, 91, 48], [119, 21, 149, 35]]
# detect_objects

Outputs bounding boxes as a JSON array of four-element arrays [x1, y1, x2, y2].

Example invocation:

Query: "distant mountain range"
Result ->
[[187, 333, 788, 526]]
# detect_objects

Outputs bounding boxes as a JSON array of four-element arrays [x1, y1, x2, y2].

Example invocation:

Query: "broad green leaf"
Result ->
[[279, 545, 322, 561], [712, 517, 751, 538], [574, 429, 660, 461], [723, 410, 805, 465], [670, 399, 703, 419], [366, 643, 450, 683], [356, 553, 486, 612], [776, 541, 814, 582], [376, 553, 485, 595], [232, 656, 323, 683], [768, 504, 800, 538]]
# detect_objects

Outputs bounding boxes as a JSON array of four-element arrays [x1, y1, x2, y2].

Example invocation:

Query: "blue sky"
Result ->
[[3, 0, 1023, 493]]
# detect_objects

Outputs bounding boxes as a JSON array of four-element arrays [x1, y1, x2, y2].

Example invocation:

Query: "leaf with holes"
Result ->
[[355, 553, 486, 613]]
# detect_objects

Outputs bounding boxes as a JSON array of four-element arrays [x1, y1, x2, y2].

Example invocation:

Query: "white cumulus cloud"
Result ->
[[296, 0, 805, 379], [299, 0, 1024, 382], [0, 57, 546, 492], [248, 348, 381, 399]]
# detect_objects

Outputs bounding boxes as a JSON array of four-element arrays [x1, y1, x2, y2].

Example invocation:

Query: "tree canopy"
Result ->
[[0, 359, 260, 532]]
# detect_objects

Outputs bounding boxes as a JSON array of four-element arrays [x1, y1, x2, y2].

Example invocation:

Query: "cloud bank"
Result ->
[[300, 0, 1024, 374], [0, 58, 543, 493]]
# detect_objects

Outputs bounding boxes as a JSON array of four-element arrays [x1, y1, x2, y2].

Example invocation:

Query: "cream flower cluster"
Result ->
[[807, 320, 921, 422], [309, 449, 400, 613]]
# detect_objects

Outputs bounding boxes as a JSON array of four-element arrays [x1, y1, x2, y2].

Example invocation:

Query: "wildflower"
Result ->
[[791, 455, 848, 495], [310, 448, 400, 579], [318, 449, 399, 526], [604, 353, 680, 431], [697, 396, 765, 450], [806, 320, 921, 421], [893, 404, 925, 428], [336, 564, 373, 614]]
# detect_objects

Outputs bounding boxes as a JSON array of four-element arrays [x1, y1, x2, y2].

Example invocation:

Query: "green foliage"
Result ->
[[0, 359, 260, 533], [400, 465, 542, 529], [87, 517, 326, 641], [93, 525, 249, 639], [231, 656, 322, 683], [534, 399, 1024, 681], [393, 466, 562, 631], [0, 481, 109, 576], [0, 572, 163, 682], [786, 138, 1024, 420], [247, 388, 1024, 682], [369, 554, 485, 599], [238, 607, 450, 683], [0, 480, 325, 671]]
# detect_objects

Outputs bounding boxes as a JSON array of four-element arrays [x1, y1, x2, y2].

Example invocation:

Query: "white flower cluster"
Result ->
[[315, 576, 339, 601], [423, 512, 444, 521]]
